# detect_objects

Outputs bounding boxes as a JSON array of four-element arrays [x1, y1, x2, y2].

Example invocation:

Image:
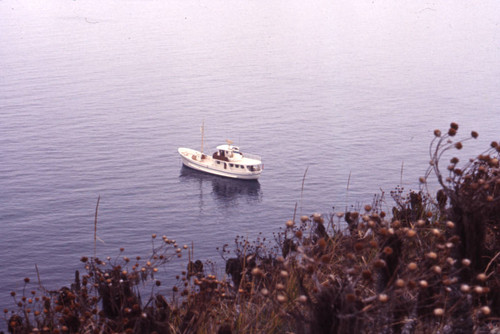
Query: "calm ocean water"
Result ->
[[1, 0, 499, 325]]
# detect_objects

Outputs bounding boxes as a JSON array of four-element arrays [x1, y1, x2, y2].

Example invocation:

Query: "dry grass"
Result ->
[[3, 123, 500, 333]]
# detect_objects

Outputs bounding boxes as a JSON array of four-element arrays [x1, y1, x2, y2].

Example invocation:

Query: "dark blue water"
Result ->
[[1, 0, 500, 327]]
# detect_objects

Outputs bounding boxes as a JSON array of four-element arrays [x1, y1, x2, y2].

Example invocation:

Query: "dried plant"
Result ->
[[4, 123, 499, 334]]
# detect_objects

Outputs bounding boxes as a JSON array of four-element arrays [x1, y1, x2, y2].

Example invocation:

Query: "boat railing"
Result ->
[[244, 152, 262, 162]]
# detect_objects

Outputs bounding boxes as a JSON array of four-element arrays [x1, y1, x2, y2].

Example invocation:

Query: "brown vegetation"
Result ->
[[3, 123, 500, 333]]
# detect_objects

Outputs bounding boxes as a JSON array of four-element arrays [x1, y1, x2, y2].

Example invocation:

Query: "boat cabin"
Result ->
[[212, 144, 262, 172], [213, 144, 241, 161], [216, 144, 240, 158]]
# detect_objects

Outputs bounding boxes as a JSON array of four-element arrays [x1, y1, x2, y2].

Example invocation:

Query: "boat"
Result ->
[[178, 125, 263, 180]]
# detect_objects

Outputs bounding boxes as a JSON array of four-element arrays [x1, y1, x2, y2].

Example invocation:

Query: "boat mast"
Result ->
[[200, 120, 204, 154]]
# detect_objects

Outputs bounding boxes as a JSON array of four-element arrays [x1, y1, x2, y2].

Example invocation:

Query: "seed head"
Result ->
[[374, 259, 386, 268], [354, 242, 365, 252], [378, 294, 388, 303], [446, 221, 455, 229], [477, 273, 487, 282], [474, 286, 484, 294], [276, 283, 285, 290], [298, 295, 307, 304], [481, 306, 491, 315], [455, 142, 463, 150], [448, 128, 457, 136], [434, 129, 442, 137], [251, 268, 264, 277], [395, 279, 405, 288], [434, 308, 444, 316], [471, 131, 478, 139], [313, 213, 323, 223], [462, 259, 471, 267], [277, 294, 287, 303], [383, 247, 393, 255], [406, 229, 416, 238], [286, 220, 294, 228], [419, 280, 428, 288], [460, 284, 470, 293], [362, 269, 372, 280], [280, 270, 289, 278], [300, 215, 309, 223], [433, 265, 442, 274], [426, 252, 438, 260], [260, 288, 269, 296], [408, 262, 418, 271]]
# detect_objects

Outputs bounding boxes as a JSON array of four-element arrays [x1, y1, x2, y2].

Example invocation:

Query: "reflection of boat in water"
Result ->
[[179, 166, 261, 202]]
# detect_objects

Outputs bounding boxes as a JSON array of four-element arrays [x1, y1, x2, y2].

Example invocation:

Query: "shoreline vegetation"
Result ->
[[3, 123, 500, 334]]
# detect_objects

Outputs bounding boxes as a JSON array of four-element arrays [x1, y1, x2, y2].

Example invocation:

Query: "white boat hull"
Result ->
[[178, 148, 262, 180]]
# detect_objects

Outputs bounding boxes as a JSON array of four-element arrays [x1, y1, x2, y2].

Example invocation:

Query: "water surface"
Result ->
[[1, 0, 499, 325]]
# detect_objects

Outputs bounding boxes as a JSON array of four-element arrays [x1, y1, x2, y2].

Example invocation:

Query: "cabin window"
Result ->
[[216, 161, 220, 165], [241, 165, 244, 169], [229, 163, 234, 167]]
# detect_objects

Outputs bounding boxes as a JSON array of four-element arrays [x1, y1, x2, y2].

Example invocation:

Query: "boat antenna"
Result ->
[[200, 120, 204, 154]]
